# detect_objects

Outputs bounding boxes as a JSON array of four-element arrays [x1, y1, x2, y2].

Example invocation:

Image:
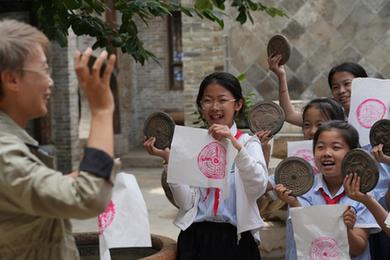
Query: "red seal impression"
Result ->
[[310, 237, 340, 260], [98, 200, 116, 235], [197, 141, 227, 179], [356, 98, 386, 128], [294, 148, 319, 174]]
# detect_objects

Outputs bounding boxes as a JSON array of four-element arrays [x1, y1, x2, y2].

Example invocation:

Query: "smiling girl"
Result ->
[[275, 121, 379, 259], [144, 72, 268, 260]]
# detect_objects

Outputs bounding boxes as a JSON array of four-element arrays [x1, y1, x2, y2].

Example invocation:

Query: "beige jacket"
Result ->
[[0, 112, 117, 260]]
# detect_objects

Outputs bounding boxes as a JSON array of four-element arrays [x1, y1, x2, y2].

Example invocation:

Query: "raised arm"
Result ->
[[269, 55, 302, 126]]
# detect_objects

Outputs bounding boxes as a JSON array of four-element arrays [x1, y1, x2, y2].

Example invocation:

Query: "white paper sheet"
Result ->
[[287, 140, 319, 174], [167, 125, 237, 198], [290, 204, 349, 260], [348, 78, 390, 146], [385, 212, 390, 228], [99, 172, 151, 260]]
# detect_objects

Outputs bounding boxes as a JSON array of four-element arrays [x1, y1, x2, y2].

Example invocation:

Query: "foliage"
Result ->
[[32, 0, 287, 64]]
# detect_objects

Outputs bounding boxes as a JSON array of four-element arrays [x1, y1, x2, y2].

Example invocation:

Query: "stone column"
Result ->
[[181, 1, 225, 126], [51, 31, 80, 173]]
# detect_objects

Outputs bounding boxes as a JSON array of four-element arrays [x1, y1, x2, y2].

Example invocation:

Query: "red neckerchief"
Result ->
[[203, 130, 244, 216], [319, 187, 345, 205]]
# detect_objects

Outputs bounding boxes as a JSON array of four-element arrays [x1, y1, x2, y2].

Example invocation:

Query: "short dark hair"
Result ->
[[313, 120, 360, 152], [327, 62, 368, 89], [303, 97, 346, 122], [196, 72, 245, 114]]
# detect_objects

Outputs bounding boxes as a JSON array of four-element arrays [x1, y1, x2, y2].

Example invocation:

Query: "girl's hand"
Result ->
[[274, 184, 300, 207], [255, 130, 272, 146], [371, 144, 390, 165], [268, 54, 286, 78], [256, 130, 272, 167], [143, 137, 170, 162], [343, 206, 356, 230], [208, 124, 232, 141], [343, 173, 368, 203]]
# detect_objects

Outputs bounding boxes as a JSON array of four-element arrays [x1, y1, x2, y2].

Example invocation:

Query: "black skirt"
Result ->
[[369, 230, 390, 259], [176, 222, 261, 260]]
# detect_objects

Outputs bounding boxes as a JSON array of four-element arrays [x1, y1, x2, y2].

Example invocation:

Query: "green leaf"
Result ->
[[195, 0, 212, 10], [236, 73, 246, 81]]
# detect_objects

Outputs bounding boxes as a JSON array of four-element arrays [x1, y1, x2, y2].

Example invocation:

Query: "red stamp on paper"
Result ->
[[356, 98, 386, 128], [310, 237, 340, 260], [197, 141, 227, 179], [98, 200, 116, 235], [294, 148, 319, 174]]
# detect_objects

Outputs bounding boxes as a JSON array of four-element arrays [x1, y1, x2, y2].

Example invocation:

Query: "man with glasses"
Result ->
[[0, 19, 117, 259]]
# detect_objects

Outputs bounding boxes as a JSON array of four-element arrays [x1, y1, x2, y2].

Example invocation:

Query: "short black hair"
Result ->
[[303, 97, 346, 122], [313, 120, 360, 153], [196, 72, 245, 114], [327, 62, 368, 89]]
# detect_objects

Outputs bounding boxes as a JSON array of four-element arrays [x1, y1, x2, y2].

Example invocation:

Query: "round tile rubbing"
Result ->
[[370, 119, 390, 156], [248, 101, 285, 136], [143, 112, 175, 149], [267, 34, 291, 65], [275, 156, 314, 196], [342, 148, 379, 193]]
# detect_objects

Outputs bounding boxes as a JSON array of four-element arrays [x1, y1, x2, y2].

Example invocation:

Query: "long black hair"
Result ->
[[303, 97, 346, 122], [313, 120, 360, 153], [327, 62, 368, 89], [196, 72, 245, 114]]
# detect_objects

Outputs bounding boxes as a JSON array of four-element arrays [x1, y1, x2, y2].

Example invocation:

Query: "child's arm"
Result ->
[[208, 124, 268, 197], [371, 144, 390, 165], [255, 130, 272, 167], [344, 173, 390, 235], [143, 137, 170, 163], [274, 184, 301, 207], [343, 207, 370, 257], [269, 55, 302, 126]]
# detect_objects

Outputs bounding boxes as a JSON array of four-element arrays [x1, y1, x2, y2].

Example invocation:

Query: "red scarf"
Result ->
[[319, 187, 345, 205], [203, 130, 243, 216]]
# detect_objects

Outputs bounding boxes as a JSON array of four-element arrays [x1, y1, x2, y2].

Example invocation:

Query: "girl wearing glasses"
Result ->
[[144, 72, 268, 260]]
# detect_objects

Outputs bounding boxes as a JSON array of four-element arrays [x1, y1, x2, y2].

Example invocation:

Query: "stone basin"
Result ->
[[74, 233, 176, 260]]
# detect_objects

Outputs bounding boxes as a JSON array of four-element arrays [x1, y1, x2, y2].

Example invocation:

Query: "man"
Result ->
[[0, 19, 117, 259]]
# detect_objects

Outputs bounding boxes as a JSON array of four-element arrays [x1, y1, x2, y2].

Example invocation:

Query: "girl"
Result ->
[[256, 97, 345, 166], [275, 121, 379, 259], [268, 54, 367, 126], [144, 72, 268, 260]]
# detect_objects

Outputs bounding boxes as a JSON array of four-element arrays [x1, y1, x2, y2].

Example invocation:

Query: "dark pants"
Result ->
[[176, 222, 261, 260], [369, 231, 390, 260]]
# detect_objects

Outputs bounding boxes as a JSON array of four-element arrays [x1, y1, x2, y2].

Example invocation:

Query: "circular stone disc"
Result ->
[[341, 148, 379, 193], [370, 119, 390, 156], [267, 35, 291, 65], [248, 101, 285, 136], [274, 156, 314, 196], [143, 112, 175, 149]]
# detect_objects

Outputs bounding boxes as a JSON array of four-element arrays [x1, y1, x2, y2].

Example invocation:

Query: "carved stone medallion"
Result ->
[[143, 112, 175, 149], [248, 101, 285, 136], [370, 119, 390, 156], [341, 148, 379, 193], [267, 35, 291, 65], [275, 156, 314, 196]]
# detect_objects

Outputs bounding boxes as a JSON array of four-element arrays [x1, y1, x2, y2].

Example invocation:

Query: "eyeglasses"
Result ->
[[200, 98, 236, 109], [21, 67, 52, 78]]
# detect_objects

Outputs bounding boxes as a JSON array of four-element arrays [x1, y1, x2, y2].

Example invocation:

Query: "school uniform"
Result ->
[[285, 174, 380, 260], [168, 123, 268, 260], [362, 144, 390, 259]]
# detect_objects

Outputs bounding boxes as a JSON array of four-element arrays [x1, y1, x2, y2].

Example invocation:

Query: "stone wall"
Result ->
[[181, 0, 225, 126], [183, 0, 390, 125], [225, 0, 390, 102]]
